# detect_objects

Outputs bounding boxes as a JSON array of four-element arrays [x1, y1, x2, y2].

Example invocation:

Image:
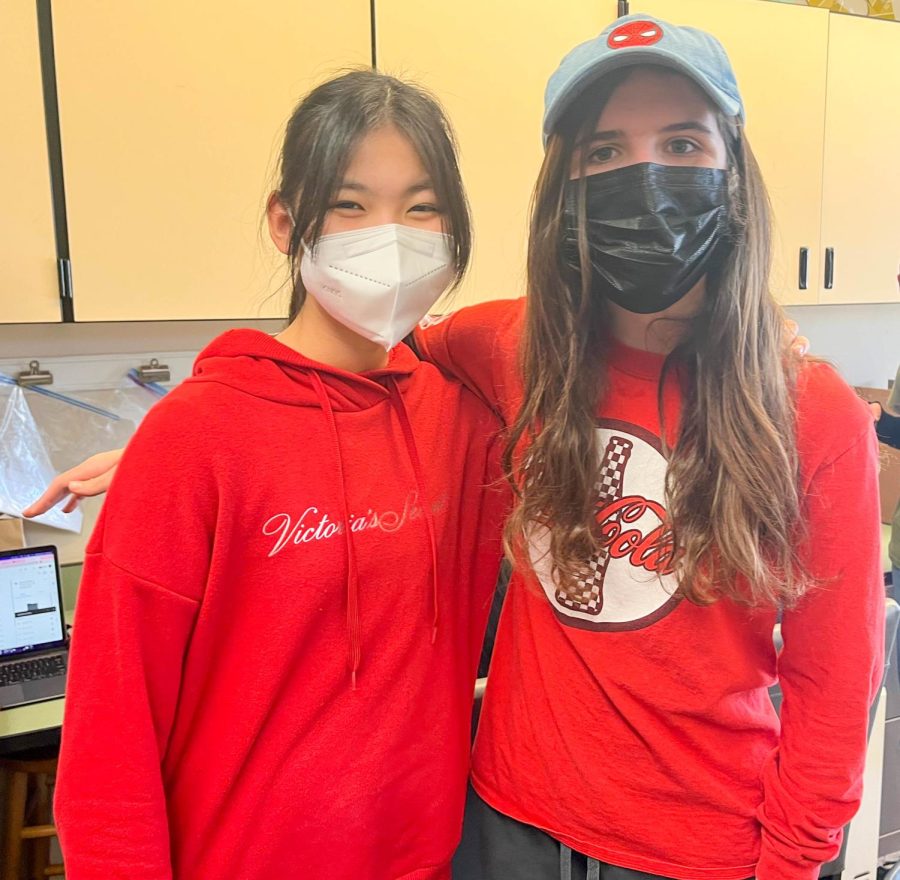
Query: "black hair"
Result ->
[[276, 69, 471, 321]]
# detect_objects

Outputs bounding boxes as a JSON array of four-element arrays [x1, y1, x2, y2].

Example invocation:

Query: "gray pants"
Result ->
[[452, 786, 738, 880]]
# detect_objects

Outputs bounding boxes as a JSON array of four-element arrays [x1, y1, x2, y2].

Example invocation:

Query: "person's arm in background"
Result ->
[[868, 358, 900, 450], [870, 400, 900, 449], [54, 395, 216, 879], [869, 359, 900, 449]]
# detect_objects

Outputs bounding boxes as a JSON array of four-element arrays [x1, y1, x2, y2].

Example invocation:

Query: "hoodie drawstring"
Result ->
[[311, 372, 361, 689], [311, 372, 440, 688], [388, 378, 441, 644]]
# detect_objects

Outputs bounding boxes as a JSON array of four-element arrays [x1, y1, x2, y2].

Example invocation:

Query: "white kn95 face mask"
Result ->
[[299, 224, 455, 351]]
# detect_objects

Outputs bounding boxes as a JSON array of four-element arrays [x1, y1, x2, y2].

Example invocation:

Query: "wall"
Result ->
[[786, 303, 900, 387], [0, 318, 283, 362]]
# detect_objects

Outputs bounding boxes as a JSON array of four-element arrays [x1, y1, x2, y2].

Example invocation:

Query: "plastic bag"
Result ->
[[0, 377, 162, 533], [0, 385, 83, 533], [23, 381, 158, 473]]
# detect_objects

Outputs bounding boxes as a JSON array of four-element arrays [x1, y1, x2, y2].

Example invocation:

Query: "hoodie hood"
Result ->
[[185, 329, 438, 688], [187, 328, 422, 410]]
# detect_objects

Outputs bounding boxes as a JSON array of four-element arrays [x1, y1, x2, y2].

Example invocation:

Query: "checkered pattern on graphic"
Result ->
[[555, 435, 634, 614]]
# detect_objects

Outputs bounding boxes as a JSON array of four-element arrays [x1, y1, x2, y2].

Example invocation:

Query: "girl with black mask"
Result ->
[[417, 15, 883, 880]]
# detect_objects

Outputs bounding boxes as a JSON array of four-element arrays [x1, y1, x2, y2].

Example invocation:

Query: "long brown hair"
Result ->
[[275, 69, 471, 321], [504, 67, 809, 608]]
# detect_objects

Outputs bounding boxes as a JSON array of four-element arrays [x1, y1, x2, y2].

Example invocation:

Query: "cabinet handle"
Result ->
[[57, 257, 74, 322], [824, 247, 835, 290], [798, 247, 808, 290]]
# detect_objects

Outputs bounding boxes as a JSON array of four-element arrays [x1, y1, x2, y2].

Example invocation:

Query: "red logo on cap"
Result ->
[[607, 20, 664, 49]]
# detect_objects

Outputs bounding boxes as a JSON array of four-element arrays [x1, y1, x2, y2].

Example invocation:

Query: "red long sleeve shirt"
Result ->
[[417, 298, 885, 880]]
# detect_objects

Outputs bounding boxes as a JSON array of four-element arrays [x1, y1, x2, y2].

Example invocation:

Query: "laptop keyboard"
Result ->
[[0, 655, 66, 687]]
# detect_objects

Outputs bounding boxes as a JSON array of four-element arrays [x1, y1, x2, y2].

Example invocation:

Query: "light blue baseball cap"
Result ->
[[543, 13, 744, 143]]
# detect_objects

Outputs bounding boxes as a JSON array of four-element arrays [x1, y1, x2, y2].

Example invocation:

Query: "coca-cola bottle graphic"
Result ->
[[556, 435, 633, 615]]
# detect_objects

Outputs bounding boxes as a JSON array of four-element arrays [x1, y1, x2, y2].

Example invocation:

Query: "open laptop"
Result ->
[[0, 545, 68, 710]]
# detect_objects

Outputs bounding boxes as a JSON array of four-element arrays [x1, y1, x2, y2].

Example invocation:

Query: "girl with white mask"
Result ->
[[51, 70, 508, 880]]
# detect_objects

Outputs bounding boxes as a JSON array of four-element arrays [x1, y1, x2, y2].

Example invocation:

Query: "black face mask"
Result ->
[[564, 163, 732, 315]]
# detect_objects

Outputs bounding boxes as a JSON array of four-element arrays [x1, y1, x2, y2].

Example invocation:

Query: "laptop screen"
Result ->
[[0, 547, 66, 657]]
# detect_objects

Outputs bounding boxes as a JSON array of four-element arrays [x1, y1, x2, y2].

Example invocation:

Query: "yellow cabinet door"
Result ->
[[1, 3, 61, 323], [52, 2, 370, 322], [632, 0, 830, 306], [819, 13, 900, 304], [376, 1, 620, 307]]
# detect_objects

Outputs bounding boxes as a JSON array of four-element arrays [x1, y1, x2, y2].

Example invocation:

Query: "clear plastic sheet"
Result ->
[[0, 385, 83, 533], [0, 379, 162, 534], [23, 383, 158, 472]]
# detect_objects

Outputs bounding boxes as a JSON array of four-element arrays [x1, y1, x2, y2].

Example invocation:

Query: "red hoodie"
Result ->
[[416, 298, 885, 880], [54, 330, 507, 880]]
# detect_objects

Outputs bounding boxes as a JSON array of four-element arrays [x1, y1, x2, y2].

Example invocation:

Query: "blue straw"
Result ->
[[0, 373, 121, 421], [126, 369, 168, 398]]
